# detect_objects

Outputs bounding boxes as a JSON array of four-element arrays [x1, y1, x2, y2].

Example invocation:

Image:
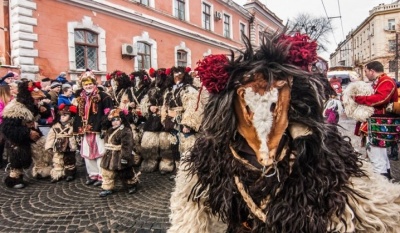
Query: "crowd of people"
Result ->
[[0, 67, 205, 197]]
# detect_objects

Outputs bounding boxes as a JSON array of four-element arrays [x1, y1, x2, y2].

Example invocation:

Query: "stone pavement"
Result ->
[[1, 117, 399, 232], [0, 165, 174, 233]]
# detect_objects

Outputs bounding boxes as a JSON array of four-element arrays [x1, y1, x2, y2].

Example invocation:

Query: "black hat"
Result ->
[[1, 72, 14, 82]]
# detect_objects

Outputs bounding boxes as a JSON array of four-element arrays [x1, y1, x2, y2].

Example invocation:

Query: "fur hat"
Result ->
[[58, 103, 77, 116], [79, 71, 96, 86], [107, 108, 130, 126]]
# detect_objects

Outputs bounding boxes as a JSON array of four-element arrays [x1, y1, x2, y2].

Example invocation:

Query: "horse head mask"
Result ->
[[196, 33, 317, 167]]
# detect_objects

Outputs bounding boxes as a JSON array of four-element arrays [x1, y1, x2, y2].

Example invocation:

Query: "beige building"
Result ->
[[330, 1, 400, 79], [0, 0, 283, 80]]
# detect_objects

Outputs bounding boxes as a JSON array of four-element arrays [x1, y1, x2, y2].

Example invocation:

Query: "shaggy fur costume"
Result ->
[[343, 81, 375, 122], [1, 100, 52, 187], [169, 34, 400, 232], [160, 73, 205, 173]]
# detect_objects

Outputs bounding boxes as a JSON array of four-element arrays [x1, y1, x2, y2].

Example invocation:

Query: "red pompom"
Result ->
[[33, 82, 42, 89], [195, 54, 229, 94], [106, 73, 111, 81], [165, 68, 171, 76], [59, 103, 66, 110], [279, 33, 318, 71], [69, 105, 77, 114], [185, 67, 191, 73], [149, 68, 156, 77]]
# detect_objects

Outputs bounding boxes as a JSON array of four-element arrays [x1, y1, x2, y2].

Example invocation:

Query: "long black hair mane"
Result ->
[[186, 32, 366, 232]]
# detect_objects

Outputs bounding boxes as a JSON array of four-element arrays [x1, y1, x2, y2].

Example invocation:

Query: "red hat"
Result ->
[[59, 104, 77, 116]]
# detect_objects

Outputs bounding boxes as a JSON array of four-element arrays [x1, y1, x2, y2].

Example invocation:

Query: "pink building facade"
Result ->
[[0, 0, 283, 81]]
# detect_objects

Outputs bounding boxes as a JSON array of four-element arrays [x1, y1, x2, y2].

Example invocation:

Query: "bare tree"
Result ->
[[287, 13, 333, 52]]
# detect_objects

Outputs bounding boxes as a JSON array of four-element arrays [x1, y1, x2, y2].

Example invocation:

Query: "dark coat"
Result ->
[[73, 90, 113, 134], [100, 125, 134, 171]]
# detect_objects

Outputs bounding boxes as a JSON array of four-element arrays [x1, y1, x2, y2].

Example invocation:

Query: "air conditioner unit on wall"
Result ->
[[122, 44, 137, 56], [215, 11, 222, 20]]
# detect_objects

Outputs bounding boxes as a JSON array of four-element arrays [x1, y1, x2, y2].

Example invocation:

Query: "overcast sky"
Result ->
[[233, 0, 395, 60]]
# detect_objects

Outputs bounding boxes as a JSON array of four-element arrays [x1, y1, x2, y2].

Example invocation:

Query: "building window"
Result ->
[[388, 19, 395, 31], [202, 3, 211, 30], [139, 0, 149, 6], [177, 50, 187, 67], [223, 14, 230, 38], [240, 22, 246, 40], [175, 0, 185, 20], [389, 40, 396, 52], [74, 29, 98, 70], [137, 42, 151, 70]]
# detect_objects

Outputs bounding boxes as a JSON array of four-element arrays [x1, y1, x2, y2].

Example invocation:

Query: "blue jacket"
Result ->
[[58, 95, 74, 107], [56, 75, 68, 84]]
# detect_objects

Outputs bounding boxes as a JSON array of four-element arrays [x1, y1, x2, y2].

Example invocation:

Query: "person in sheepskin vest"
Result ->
[[161, 66, 206, 177], [168, 32, 400, 233], [45, 104, 78, 183], [1, 80, 52, 188]]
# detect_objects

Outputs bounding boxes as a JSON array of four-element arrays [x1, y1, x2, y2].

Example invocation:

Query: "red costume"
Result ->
[[354, 73, 398, 135], [355, 73, 398, 114]]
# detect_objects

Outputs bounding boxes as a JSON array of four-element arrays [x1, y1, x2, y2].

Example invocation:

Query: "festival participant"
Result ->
[[0, 84, 11, 168], [353, 61, 398, 179], [140, 68, 171, 172], [1, 81, 52, 188], [45, 104, 78, 182], [73, 71, 113, 186], [161, 66, 205, 176], [99, 108, 140, 197], [169, 33, 400, 232]]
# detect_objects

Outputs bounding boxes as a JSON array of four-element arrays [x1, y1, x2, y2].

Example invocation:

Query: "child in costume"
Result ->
[[99, 108, 140, 197], [45, 104, 78, 182]]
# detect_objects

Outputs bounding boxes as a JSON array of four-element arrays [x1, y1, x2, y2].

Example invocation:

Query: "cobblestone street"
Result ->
[[0, 166, 174, 233], [0, 116, 399, 232]]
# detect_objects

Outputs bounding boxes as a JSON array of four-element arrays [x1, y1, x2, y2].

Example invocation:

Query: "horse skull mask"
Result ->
[[234, 73, 292, 167]]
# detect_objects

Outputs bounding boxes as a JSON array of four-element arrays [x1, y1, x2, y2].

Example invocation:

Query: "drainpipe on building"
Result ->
[[2, 0, 11, 65], [395, 33, 399, 82], [248, 14, 254, 44]]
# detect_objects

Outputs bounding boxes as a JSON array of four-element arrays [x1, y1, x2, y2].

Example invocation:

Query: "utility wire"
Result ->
[[321, 0, 338, 46], [337, 0, 345, 40]]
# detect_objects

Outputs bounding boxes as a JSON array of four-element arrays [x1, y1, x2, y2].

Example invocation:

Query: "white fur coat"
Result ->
[[342, 81, 374, 122]]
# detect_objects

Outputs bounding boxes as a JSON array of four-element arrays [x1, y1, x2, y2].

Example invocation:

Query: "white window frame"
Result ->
[[239, 20, 247, 42], [388, 19, 395, 31], [174, 42, 192, 68], [201, 0, 214, 32], [133, 31, 157, 71], [222, 12, 233, 39], [173, 0, 190, 21], [67, 16, 107, 80]]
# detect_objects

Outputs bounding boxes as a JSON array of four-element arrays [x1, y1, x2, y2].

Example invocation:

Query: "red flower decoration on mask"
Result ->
[[149, 68, 156, 78], [279, 33, 318, 71], [195, 54, 229, 94]]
